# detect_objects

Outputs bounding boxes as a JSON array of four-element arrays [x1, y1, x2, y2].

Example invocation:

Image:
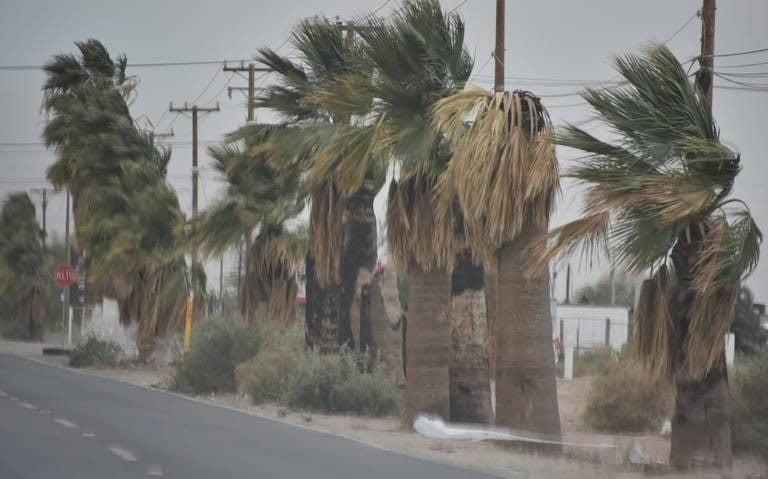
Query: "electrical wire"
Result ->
[[0, 59, 252, 72], [190, 64, 223, 104], [662, 10, 700, 45]]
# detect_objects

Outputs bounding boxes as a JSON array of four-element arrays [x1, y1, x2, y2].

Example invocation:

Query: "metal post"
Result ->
[[63, 189, 71, 343]]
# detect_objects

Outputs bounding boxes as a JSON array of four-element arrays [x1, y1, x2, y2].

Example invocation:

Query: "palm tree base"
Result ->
[[670, 357, 732, 470]]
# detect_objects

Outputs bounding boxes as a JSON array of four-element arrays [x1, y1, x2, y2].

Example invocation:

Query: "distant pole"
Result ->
[[610, 267, 616, 305], [699, 0, 716, 106], [237, 237, 243, 307], [494, 0, 505, 92], [247, 63, 255, 122], [565, 264, 571, 304], [219, 254, 224, 310], [41, 189, 47, 249], [223, 62, 271, 121], [169, 102, 220, 341], [63, 189, 71, 343]]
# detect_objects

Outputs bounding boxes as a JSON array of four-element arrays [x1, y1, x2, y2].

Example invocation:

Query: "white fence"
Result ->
[[553, 304, 629, 355]]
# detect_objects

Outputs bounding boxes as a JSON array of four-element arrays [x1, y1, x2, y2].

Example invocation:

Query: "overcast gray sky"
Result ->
[[1, 0, 767, 303]]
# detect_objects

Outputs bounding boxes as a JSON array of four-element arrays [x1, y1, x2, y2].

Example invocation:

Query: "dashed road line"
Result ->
[[0, 389, 7, 397], [107, 445, 138, 462], [19, 402, 37, 410], [82, 432, 95, 438], [9, 396, 18, 401], [146, 465, 163, 476], [53, 418, 78, 429], [38, 409, 50, 414]]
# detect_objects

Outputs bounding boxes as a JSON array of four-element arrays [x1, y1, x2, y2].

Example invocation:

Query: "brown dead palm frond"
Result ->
[[387, 177, 455, 272], [684, 282, 738, 379], [309, 181, 345, 286], [634, 264, 676, 381], [434, 89, 559, 252]]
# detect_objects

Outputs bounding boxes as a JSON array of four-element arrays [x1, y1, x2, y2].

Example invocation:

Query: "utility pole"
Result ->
[[698, 0, 716, 106], [219, 254, 224, 310], [31, 188, 52, 250], [494, 0, 505, 92], [223, 62, 271, 122], [63, 189, 71, 342], [565, 264, 571, 304], [168, 102, 220, 351]]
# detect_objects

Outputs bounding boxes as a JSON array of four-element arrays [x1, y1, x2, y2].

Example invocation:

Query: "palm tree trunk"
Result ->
[[669, 229, 732, 469], [401, 263, 451, 429], [304, 254, 342, 353], [339, 180, 377, 352], [450, 249, 491, 423], [494, 226, 561, 438]]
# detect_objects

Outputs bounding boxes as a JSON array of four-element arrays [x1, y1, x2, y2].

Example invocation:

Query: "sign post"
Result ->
[[54, 264, 77, 345]]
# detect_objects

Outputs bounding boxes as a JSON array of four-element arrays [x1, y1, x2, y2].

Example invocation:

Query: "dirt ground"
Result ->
[[2, 338, 765, 479]]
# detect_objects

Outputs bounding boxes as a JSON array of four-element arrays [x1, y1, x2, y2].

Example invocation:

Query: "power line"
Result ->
[[372, 0, 392, 15], [0, 58, 252, 72], [190, 65, 223, 104], [663, 10, 700, 45], [701, 46, 768, 59], [449, 0, 469, 13]]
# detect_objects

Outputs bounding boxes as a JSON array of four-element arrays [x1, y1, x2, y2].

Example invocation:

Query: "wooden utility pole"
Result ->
[[31, 188, 52, 250], [223, 62, 271, 122], [699, 0, 716, 105], [494, 0, 505, 92], [63, 189, 71, 339], [168, 102, 219, 350], [565, 264, 571, 304]]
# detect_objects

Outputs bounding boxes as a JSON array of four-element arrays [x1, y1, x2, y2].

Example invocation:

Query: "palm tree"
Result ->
[[434, 83, 562, 437], [247, 19, 378, 352], [732, 286, 767, 356], [310, 0, 486, 426], [192, 130, 306, 324], [533, 44, 761, 468], [0, 193, 47, 341], [42, 41, 192, 355]]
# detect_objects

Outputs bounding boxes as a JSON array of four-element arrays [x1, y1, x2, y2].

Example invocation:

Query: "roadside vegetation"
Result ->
[[69, 335, 123, 368]]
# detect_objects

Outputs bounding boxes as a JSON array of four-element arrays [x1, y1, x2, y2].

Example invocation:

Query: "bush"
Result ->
[[583, 359, 672, 433], [283, 349, 401, 416], [236, 327, 402, 417], [731, 350, 768, 455], [574, 348, 618, 377], [172, 317, 263, 394], [235, 324, 304, 403], [69, 336, 122, 368]]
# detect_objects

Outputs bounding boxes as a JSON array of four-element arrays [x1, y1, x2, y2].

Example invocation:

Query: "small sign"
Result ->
[[54, 264, 77, 288]]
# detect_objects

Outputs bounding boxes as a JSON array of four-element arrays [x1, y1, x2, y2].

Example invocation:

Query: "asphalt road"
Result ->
[[0, 354, 499, 479]]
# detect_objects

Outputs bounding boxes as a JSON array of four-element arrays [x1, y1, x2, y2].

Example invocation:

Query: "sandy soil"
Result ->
[[2, 338, 765, 478]]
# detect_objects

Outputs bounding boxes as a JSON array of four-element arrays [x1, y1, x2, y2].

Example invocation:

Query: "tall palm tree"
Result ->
[[0, 193, 47, 340], [533, 44, 761, 468], [732, 286, 767, 355], [192, 129, 306, 324], [247, 19, 378, 352], [310, 0, 486, 426], [42, 40, 192, 355]]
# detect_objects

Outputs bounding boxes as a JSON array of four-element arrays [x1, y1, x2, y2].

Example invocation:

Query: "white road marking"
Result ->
[[38, 409, 50, 414], [19, 402, 37, 410], [82, 432, 95, 438], [53, 418, 78, 429], [9, 396, 18, 401], [0, 389, 7, 397], [108, 445, 138, 462], [146, 465, 163, 476]]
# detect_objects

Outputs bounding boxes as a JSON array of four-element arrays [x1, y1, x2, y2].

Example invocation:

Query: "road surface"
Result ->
[[0, 354, 499, 479]]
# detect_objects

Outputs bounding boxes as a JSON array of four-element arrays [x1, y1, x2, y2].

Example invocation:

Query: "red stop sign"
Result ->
[[54, 264, 77, 287]]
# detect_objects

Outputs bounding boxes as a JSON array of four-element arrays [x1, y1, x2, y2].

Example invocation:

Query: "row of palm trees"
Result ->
[[37, 0, 761, 471]]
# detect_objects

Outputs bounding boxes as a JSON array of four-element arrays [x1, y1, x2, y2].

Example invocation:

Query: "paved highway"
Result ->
[[0, 354, 499, 479]]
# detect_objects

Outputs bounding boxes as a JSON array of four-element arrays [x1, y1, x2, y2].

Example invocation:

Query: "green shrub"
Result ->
[[583, 359, 672, 433], [69, 336, 122, 368], [236, 326, 402, 417], [172, 317, 263, 394], [235, 324, 304, 403], [731, 350, 768, 455], [284, 349, 402, 416]]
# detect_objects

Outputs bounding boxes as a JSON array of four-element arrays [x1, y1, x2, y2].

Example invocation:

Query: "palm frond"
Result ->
[[634, 264, 676, 381]]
